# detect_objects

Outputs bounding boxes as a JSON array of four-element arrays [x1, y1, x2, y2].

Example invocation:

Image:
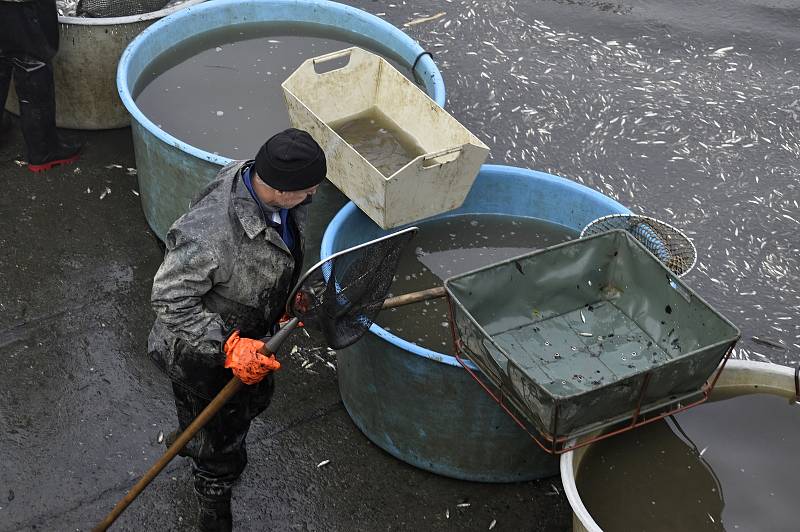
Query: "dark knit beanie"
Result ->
[[254, 128, 326, 191]]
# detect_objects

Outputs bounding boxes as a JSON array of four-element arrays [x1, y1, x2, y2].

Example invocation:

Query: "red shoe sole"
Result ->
[[28, 153, 81, 173]]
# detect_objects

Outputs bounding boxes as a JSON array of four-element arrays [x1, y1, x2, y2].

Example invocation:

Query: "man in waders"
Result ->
[[0, 0, 82, 171], [148, 128, 326, 531]]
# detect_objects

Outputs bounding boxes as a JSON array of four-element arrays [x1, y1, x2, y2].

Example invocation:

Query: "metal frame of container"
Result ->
[[445, 230, 740, 454]]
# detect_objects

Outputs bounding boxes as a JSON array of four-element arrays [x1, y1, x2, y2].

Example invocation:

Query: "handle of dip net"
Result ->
[[93, 318, 301, 531], [382, 286, 447, 309]]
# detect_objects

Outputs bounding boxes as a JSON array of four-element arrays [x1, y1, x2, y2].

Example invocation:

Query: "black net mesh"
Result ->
[[288, 228, 417, 350], [76, 0, 171, 17], [580, 214, 697, 276]]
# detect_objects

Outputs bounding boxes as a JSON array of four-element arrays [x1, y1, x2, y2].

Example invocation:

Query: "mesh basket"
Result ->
[[445, 230, 739, 453], [76, 0, 171, 17]]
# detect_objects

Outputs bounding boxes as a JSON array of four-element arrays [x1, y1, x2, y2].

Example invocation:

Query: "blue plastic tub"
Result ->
[[321, 164, 631, 482], [117, 0, 445, 240]]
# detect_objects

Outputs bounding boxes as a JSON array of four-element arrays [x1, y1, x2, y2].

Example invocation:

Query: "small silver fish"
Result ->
[[456, 503, 471, 508], [489, 519, 497, 530], [316, 460, 330, 468], [157, 431, 164, 444], [751, 336, 785, 350], [580, 310, 586, 324], [579, 332, 593, 337]]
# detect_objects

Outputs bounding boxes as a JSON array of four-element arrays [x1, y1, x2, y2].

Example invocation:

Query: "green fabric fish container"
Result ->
[[445, 230, 740, 452]]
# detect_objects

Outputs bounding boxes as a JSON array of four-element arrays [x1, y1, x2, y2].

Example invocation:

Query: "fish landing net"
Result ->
[[580, 214, 697, 277], [287, 227, 418, 349], [76, 0, 171, 17]]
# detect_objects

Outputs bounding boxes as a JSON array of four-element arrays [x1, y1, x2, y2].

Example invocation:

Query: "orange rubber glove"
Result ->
[[223, 331, 281, 385]]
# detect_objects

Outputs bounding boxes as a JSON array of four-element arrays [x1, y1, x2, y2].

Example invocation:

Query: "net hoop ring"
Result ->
[[580, 214, 697, 277], [286, 226, 419, 317]]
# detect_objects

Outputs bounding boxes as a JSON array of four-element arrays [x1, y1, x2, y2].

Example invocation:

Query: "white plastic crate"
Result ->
[[282, 47, 489, 229]]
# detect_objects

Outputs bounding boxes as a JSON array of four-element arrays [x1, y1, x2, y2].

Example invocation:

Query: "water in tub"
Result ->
[[331, 107, 428, 177], [133, 23, 413, 159], [577, 389, 800, 531]]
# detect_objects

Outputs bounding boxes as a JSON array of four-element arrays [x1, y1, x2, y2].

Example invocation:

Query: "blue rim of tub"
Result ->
[[320, 164, 632, 369], [116, 0, 446, 167]]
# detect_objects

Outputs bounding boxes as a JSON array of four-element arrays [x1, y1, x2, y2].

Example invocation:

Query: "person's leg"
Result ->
[[12, 56, 80, 171], [172, 377, 274, 532], [0, 58, 12, 140]]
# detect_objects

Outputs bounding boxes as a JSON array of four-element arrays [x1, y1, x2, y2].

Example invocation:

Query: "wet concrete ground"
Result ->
[[2, 0, 799, 530]]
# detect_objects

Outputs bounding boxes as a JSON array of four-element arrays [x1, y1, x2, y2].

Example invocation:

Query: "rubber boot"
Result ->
[[196, 494, 233, 532], [13, 62, 81, 171]]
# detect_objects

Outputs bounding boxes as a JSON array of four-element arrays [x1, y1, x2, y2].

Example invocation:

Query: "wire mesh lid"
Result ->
[[287, 227, 418, 350], [581, 214, 697, 276]]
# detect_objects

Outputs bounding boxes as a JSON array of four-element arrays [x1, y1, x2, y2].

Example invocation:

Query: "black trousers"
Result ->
[[0, 56, 58, 161], [172, 376, 275, 501]]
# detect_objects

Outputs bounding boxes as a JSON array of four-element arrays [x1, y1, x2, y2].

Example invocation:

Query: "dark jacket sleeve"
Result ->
[[151, 226, 229, 359]]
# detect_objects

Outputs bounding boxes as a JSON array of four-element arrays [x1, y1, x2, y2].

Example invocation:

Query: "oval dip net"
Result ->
[[288, 227, 418, 349], [580, 214, 697, 277]]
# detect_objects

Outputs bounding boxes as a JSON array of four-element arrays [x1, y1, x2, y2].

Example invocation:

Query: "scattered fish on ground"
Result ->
[[404, 11, 446, 28]]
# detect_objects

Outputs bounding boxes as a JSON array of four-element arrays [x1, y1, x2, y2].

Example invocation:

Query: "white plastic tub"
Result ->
[[282, 47, 489, 229]]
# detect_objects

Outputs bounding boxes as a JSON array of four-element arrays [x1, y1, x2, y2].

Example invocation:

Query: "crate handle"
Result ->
[[421, 146, 463, 165], [669, 278, 691, 303], [311, 49, 355, 74]]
